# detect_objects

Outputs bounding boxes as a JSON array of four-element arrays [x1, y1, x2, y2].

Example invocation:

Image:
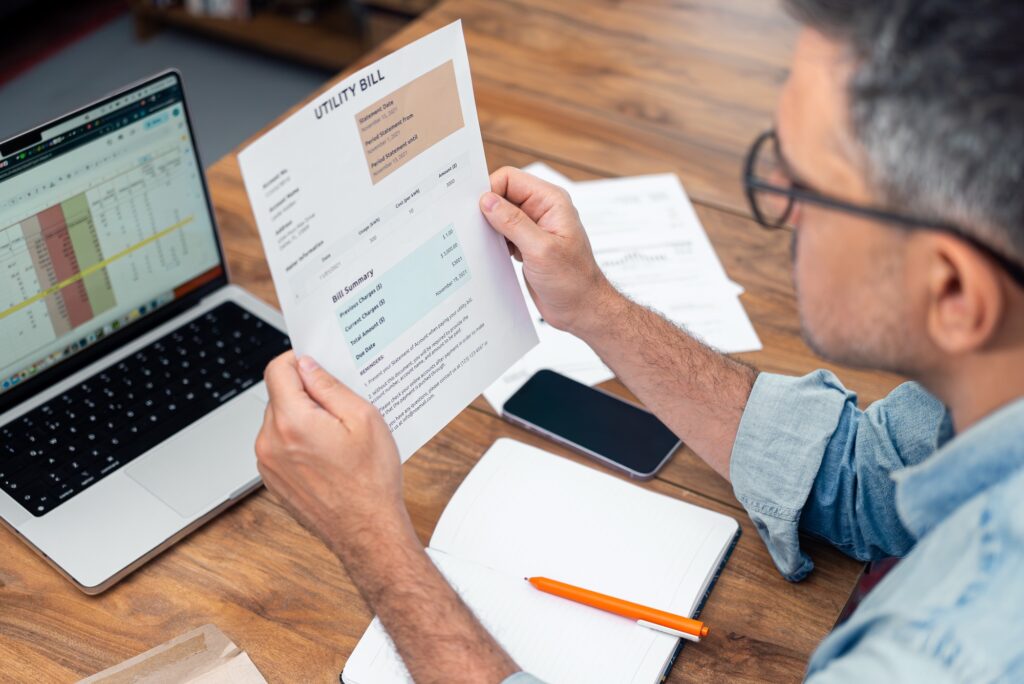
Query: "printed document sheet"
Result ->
[[239, 22, 536, 458]]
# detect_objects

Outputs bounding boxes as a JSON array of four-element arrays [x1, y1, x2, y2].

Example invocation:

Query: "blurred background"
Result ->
[[0, 0, 435, 163]]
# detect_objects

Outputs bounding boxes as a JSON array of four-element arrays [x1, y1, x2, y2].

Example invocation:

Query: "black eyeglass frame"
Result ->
[[743, 129, 1024, 287]]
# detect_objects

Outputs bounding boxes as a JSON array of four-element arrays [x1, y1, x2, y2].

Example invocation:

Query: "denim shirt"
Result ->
[[733, 371, 1024, 682], [503, 371, 1024, 683]]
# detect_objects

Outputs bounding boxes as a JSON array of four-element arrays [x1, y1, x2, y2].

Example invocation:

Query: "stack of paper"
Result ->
[[483, 163, 761, 410]]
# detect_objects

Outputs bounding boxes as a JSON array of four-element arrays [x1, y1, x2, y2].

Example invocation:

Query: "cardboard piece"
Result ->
[[79, 624, 267, 684]]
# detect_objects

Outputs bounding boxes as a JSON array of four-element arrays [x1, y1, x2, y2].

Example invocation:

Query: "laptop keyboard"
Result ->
[[0, 302, 290, 517]]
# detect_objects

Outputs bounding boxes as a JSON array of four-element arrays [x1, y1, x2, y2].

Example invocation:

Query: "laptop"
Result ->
[[0, 70, 290, 594]]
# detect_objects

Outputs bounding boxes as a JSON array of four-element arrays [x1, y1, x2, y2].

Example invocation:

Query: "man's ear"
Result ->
[[924, 233, 1006, 355]]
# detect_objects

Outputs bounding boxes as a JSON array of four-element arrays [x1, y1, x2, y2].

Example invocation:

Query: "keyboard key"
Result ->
[[0, 302, 289, 516]]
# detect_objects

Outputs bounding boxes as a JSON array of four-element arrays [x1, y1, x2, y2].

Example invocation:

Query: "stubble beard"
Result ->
[[790, 229, 914, 374]]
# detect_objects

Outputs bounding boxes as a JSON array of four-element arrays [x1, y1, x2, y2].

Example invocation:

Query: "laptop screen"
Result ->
[[0, 73, 223, 398]]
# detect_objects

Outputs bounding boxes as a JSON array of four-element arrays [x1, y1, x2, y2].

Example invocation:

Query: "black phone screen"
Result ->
[[502, 370, 681, 477]]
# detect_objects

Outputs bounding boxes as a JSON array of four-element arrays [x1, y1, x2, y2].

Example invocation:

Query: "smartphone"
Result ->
[[501, 370, 681, 480]]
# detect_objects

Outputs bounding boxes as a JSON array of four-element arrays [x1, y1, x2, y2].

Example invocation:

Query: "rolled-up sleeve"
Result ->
[[730, 370, 948, 581]]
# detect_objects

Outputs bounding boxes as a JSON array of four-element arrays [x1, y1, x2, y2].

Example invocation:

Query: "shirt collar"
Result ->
[[893, 397, 1024, 538]]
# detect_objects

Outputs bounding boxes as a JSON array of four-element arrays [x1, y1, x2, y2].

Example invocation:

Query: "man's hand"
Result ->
[[480, 166, 623, 336], [255, 352, 414, 558], [255, 352, 521, 683], [481, 166, 757, 481]]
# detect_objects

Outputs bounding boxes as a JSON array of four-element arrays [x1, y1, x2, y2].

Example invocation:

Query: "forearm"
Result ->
[[574, 285, 757, 480], [327, 514, 519, 684]]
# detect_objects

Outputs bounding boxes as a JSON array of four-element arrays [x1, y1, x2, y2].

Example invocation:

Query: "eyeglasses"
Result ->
[[743, 129, 1024, 287]]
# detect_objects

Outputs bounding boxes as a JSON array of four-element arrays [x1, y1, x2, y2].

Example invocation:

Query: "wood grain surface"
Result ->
[[1, 1, 905, 682]]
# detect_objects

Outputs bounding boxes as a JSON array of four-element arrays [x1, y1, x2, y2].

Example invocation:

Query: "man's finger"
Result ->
[[489, 166, 564, 208], [263, 351, 319, 417], [505, 238, 524, 262], [522, 276, 545, 313], [261, 402, 278, 439], [297, 356, 368, 421], [255, 403, 275, 461], [480, 191, 547, 251], [488, 167, 579, 239]]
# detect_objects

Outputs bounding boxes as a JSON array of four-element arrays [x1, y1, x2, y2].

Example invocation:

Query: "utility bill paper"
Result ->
[[239, 22, 537, 460]]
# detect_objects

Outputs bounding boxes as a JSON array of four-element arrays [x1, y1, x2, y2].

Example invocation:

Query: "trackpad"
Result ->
[[127, 393, 265, 518]]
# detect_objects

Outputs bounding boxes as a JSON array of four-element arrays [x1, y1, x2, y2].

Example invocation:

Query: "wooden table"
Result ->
[[1, 1, 906, 682]]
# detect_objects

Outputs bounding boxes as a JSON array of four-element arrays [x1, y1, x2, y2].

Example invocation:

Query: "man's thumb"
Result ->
[[297, 356, 363, 418], [480, 192, 541, 246]]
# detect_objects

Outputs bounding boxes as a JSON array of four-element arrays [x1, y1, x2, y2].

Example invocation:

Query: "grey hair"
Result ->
[[784, 0, 1024, 262]]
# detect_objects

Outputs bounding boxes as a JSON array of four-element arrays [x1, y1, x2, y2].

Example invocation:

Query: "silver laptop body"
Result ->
[[0, 70, 287, 593]]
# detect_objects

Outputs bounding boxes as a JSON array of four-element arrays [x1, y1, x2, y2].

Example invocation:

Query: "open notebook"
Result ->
[[342, 439, 740, 684]]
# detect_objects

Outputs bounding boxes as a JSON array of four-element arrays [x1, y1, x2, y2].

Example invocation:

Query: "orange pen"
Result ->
[[527, 576, 709, 641]]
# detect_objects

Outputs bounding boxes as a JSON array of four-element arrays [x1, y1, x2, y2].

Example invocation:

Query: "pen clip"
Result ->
[[637, 619, 701, 643]]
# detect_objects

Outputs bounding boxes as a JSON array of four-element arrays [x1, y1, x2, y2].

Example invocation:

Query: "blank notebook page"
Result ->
[[343, 439, 738, 684]]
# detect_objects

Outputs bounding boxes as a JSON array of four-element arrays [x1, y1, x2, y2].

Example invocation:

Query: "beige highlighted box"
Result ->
[[357, 60, 465, 184]]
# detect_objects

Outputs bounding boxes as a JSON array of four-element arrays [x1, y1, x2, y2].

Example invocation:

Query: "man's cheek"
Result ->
[[792, 231, 818, 293], [797, 225, 840, 280], [794, 234, 836, 315]]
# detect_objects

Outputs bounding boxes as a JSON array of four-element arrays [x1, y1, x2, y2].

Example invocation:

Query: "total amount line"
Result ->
[[0, 215, 194, 322]]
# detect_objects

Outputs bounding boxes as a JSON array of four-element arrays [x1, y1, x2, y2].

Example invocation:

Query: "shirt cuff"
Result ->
[[730, 370, 854, 581], [501, 673, 547, 684]]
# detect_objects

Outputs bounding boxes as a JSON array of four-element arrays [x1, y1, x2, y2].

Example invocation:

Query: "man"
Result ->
[[254, 0, 1024, 681]]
